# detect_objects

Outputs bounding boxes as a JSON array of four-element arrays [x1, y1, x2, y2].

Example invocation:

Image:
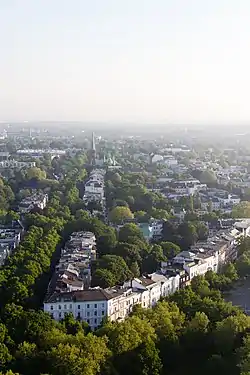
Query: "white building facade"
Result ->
[[44, 273, 180, 330]]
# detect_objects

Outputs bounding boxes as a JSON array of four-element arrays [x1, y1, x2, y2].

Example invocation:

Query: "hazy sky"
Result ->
[[0, 0, 250, 125]]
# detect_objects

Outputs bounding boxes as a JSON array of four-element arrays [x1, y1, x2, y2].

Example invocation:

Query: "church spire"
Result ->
[[92, 132, 96, 151], [90, 132, 96, 166]]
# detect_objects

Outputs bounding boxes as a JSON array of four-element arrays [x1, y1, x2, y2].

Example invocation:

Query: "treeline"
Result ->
[[0, 178, 15, 211], [0, 226, 60, 308]]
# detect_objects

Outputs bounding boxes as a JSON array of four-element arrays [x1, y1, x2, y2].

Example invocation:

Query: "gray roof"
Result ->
[[45, 288, 115, 303]]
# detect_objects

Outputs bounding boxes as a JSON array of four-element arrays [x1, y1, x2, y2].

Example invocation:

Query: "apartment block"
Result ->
[[44, 272, 180, 330]]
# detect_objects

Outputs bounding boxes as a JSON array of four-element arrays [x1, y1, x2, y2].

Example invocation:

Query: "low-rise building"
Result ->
[[0, 226, 22, 265], [47, 231, 97, 295], [18, 193, 48, 213], [0, 229, 21, 249], [0, 243, 11, 266]]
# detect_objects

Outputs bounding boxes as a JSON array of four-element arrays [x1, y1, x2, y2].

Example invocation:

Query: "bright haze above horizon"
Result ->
[[1, 0, 250, 126]]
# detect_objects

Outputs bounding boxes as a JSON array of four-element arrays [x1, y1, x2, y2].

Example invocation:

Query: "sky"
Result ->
[[0, 0, 250, 125]]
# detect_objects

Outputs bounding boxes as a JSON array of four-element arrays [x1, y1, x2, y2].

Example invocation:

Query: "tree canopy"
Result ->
[[232, 201, 250, 218], [26, 167, 46, 181], [199, 170, 217, 184], [109, 206, 134, 224]]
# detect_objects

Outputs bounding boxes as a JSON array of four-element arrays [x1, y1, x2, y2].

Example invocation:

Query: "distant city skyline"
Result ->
[[1, 0, 250, 125]]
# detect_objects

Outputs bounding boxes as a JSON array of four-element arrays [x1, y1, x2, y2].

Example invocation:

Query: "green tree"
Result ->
[[199, 170, 217, 184], [92, 255, 132, 287], [91, 269, 116, 288], [49, 334, 110, 375], [109, 206, 134, 224], [96, 227, 117, 256], [236, 253, 250, 277], [26, 167, 46, 180], [119, 223, 144, 242], [232, 201, 250, 218], [115, 199, 129, 207], [134, 210, 150, 223], [142, 244, 165, 274], [160, 242, 180, 259], [130, 261, 140, 278], [191, 275, 211, 297], [186, 311, 209, 333], [222, 262, 238, 282], [196, 222, 209, 241], [178, 222, 198, 248], [114, 242, 142, 266]]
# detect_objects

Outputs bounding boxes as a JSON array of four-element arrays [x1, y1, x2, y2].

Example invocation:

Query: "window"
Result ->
[[58, 305, 61, 310], [87, 319, 90, 324], [77, 312, 81, 319], [50, 305, 53, 310], [51, 313, 54, 318], [87, 312, 90, 317], [87, 304, 90, 309], [78, 305, 80, 310], [59, 312, 62, 318], [102, 311, 105, 316], [94, 311, 97, 316], [69, 304, 72, 309], [94, 319, 97, 324], [64, 305, 67, 310], [126, 301, 129, 305], [94, 304, 97, 308], [102, 303, 104, 308]]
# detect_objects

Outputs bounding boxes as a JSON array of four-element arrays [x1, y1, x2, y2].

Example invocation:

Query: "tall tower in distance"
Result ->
[[90, 131, 96, 166]]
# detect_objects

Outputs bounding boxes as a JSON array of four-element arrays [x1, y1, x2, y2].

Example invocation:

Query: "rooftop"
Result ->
[[45, 287, 126, 303]]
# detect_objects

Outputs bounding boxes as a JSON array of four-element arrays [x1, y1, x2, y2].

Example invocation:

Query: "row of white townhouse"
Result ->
[[44, 273, 180, 330]]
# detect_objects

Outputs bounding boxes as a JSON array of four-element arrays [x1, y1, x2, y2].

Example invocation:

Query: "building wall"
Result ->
[[184, 261, 208, 279], [44, 300, 108, 329]]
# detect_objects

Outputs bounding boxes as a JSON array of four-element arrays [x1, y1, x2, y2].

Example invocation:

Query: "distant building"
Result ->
[[0, 228, 22, 265], [83, 169, 105, 205], [0, 160, 36, 169], [171, 207, 186, 221], [16, 149, 66, 159]]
